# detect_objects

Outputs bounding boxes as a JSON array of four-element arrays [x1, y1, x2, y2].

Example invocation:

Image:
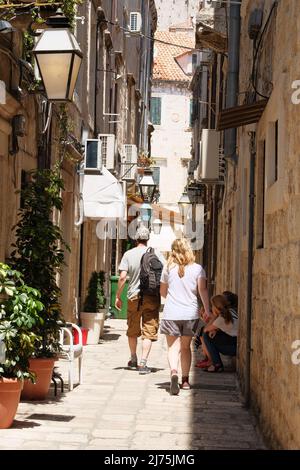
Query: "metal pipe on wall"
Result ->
[[224, 0, 241, 162], [143, 0, 151, 153], [245, 131, 256, 408]]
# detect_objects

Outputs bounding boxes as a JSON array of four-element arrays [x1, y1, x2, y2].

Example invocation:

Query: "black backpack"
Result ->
[[139, 247, 163, 302]]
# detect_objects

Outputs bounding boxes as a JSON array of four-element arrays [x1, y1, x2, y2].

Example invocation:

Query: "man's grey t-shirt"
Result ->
[[119, 246, 165, 300]]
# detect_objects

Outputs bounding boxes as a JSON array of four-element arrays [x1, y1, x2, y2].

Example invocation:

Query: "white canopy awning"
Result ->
[[149, 224, 180, 253], [82, 167, 125, 219]]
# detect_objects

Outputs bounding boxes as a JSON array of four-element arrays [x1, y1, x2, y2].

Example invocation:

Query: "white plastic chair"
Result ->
[[58, 322, 83, 391]]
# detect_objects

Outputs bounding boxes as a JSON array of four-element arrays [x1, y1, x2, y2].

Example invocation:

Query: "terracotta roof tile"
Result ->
[[153, 31, 195, 82]]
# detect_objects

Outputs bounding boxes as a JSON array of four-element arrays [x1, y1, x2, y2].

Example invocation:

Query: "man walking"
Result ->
[[115, 225, 163, 374]]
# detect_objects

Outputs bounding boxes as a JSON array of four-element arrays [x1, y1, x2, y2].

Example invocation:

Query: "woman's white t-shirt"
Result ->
[[213, 313, 238, 337], [160, 263, 206, 320]]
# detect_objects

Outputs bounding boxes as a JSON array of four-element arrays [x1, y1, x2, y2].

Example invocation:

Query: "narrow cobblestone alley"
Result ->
[[0, 320, 266, 450]]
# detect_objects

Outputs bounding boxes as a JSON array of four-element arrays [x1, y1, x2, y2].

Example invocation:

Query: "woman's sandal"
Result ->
[[205, 364, 224, 373], [170, 371, 180, 395], [195, 359, 212, 368], [181, 376, 191, 390]]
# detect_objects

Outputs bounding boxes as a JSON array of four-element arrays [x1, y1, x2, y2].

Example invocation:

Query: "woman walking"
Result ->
[[160, 239, 210, 395]]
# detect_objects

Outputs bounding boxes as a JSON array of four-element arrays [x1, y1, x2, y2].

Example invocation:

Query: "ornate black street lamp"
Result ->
[[138, 168, 157, 203], [140, 202, 152, 229], [32, 10, 83, 101], [0, 20, 15, 34], [178, 189, 192, 217], [152, 218, 163, 235]]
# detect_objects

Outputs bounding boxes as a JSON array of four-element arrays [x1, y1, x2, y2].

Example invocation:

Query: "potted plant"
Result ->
[[81, 271, 107, 344], [0, 263, 43, 428], [10, 168, 68, 399], [137, 151, 155, 168]]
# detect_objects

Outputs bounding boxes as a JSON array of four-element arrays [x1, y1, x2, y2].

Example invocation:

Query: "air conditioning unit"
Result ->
[[248, 9, 263, 40], [129, 12, 142, 33], [197, 129, 223, 181], [84, 139, 102, 174], [188, 159, 198, 177], [206, 0, 222, 8], [121, 144, 138, 180], [98, 134, 115, 169]]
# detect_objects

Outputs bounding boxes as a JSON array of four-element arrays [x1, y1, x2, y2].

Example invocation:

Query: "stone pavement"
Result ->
[[0, 319, 266, 450]]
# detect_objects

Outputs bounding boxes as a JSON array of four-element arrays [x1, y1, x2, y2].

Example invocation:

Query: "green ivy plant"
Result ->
[[0, 1, 83, 69], [57, 0, 83, 27], [0, 1, 82, 26], [0, 263, 43, 381], [83, 272, 107, 313], [10, 167, 69, 358]]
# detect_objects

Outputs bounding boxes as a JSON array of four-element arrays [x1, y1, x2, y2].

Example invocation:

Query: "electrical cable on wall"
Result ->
[[251, 1, 278, 100], [104, 19, 226, 55]]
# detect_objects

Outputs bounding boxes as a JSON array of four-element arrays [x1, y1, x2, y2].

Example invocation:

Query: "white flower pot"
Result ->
[[80, 311, 106, 345]]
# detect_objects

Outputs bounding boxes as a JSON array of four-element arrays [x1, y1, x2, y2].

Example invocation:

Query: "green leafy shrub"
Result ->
[[0, 263, 43, 381], [83, 271, 106, 312], [10, 168, 69, 357]]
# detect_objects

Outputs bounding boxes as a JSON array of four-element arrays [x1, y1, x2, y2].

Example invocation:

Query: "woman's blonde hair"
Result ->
[[167, 238, 195, 278], [211, 295, 233, 324]]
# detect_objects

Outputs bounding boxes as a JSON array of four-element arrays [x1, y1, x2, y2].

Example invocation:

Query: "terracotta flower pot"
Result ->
[[21, 358, 56, 401], [0, 378, 22, 429]]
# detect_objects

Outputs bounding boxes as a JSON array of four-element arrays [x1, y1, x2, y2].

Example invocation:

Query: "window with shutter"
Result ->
[[151, 97, 162, 125]]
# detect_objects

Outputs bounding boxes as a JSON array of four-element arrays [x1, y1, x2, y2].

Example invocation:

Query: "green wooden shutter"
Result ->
[[151, 97, 162, 125]]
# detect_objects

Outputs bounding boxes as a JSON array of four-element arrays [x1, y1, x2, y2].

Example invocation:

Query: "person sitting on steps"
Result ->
[[202, 294, 238, 372], [195, 290, 238, 369]]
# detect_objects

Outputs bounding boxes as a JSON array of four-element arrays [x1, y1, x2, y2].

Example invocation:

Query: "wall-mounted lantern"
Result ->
[[32, 10, 83, 101], [140, 202, 152, 228], [0, 20, 15, 34], [178, 189, 192, 216], [138, 168, 157, 203], [152, 218, 163, 235]]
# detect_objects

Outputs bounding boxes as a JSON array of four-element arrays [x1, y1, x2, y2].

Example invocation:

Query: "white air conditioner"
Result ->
[[98, 134, 115, 169], [197, 129, 223, 181], [129, 12, 142, 33], [121, 144, 137, 180], [206, 0, 222, 8], [84, 139, 102, 173]]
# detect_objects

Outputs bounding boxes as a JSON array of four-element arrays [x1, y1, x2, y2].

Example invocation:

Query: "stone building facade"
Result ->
[[151, 30, 195, 208], [0, 0, 156, 321], [155, 0, 199, 31], [189, 0, 300, 449]]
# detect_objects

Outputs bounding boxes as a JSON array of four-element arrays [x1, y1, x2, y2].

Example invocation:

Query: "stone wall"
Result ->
[[215, 0, 300, 449]]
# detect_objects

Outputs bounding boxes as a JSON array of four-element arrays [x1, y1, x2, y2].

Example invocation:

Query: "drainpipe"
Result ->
[[94, 14, 101, 137], [224, 0, 241, 162], [138, 0, 146, 150], [245, 131, 256, 407], [143, 0, 151, 153]]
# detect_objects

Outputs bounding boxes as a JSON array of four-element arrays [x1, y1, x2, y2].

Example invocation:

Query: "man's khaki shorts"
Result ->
[[127, 295, 160, 341]]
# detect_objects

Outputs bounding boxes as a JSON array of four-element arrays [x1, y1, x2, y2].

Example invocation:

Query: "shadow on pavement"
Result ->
[[26, 413, 75, 422], [113, 366, 165, 373], [155, 381, 171, 393], [20, 393, 65, 404], [101, 333, 121, 341], [11, 419, 42, 429]]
